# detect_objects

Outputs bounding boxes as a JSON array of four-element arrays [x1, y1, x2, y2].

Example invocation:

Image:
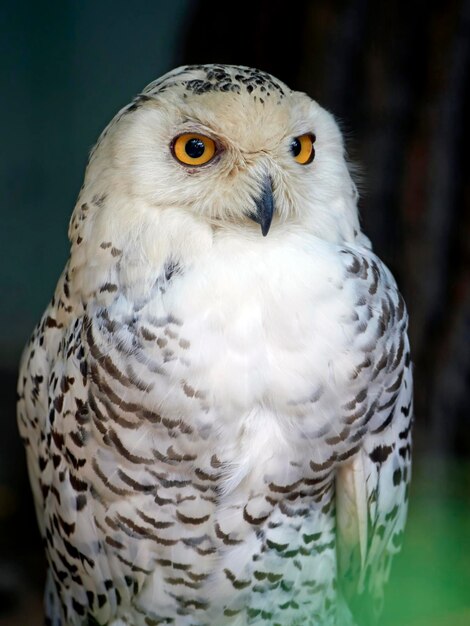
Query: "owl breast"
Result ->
[[81, 231, 372, 621], [162, 232, 362, 416], [93, 231, 377, 489]]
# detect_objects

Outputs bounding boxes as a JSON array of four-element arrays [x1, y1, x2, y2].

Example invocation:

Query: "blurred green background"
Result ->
[[0, 1, 469, 624]]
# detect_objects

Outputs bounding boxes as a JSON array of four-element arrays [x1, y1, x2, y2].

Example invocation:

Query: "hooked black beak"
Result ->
[[249, 176, 275, 237]]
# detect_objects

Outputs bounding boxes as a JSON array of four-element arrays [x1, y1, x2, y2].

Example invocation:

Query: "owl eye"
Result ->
[[290, 133, 316, 165], [172, 133, 217, 166]]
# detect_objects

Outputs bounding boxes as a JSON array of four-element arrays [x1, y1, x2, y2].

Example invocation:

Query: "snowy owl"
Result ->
[[17, 64, 412, 626]]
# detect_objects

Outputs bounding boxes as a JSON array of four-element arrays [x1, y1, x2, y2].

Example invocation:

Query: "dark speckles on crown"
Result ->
[[143, 64, 288, 101]]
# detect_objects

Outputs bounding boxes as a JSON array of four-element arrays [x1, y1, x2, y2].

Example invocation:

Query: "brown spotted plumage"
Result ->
[[17, 65, 412, 626]]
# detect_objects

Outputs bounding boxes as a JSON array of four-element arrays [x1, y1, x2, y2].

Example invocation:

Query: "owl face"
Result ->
[[87, 65, 359, 244]]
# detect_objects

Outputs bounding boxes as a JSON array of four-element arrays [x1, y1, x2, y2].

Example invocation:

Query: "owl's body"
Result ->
[[18, 65, 412, 626]]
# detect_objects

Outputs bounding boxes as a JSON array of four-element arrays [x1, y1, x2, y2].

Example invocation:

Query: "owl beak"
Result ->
[[249, 176, 275, 237]]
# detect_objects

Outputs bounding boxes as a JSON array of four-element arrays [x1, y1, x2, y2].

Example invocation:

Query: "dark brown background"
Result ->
[[1, 1, 468, 624]]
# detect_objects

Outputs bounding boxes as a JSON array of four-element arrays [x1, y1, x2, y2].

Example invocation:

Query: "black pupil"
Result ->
[[185, 138, 205, 159], [291, 138, 301, 157]]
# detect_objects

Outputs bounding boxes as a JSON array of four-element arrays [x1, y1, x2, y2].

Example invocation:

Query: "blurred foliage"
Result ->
[[382, 459, 470, 625]]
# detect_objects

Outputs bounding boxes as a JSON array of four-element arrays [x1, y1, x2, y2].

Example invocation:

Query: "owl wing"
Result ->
[[17, 318, 51, 538], [17, 266, 91, 626], [336, 280, 413, 624], [17, 268, 75, 532]]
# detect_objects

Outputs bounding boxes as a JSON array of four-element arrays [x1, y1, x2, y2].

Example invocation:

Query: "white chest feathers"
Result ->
[[89, 231, 385, 495]]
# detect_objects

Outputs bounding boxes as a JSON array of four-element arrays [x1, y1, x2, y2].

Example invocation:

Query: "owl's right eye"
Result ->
[[171, 133, 217, 166]]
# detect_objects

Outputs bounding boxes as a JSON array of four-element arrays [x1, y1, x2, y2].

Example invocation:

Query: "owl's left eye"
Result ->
[[290, 133, 316, 165], [172, 133, 217, 166]]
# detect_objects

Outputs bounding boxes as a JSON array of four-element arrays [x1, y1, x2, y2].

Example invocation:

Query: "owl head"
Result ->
[[69, 65, 361, 298]]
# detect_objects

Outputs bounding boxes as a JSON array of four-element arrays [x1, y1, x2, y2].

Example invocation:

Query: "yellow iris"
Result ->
[[172, 133, 216, 166], [291, 133, 316, 165]]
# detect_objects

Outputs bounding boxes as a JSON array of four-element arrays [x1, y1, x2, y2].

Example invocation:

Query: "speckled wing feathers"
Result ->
[[337, 345, 412, 624]]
